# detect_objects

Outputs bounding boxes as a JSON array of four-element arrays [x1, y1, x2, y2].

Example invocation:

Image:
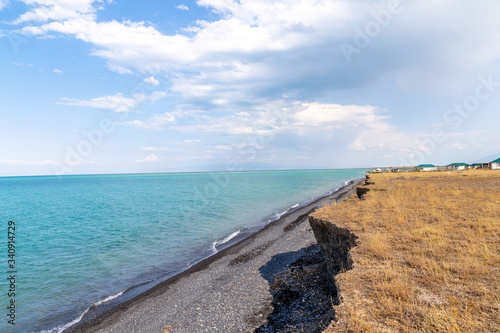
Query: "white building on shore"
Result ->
[[491, 157, 500, 170], [416, 164, 437, 171], [447, 163, 470, 171]]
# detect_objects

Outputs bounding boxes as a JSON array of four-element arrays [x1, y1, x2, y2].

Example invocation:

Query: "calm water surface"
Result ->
[[0, 169, 366, 332]]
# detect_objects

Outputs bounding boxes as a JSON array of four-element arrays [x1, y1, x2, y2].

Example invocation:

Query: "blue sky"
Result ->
[[1, 0, 500, 176]]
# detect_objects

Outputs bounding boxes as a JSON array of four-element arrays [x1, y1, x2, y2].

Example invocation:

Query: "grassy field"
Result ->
[[312, 170, 500, 332]]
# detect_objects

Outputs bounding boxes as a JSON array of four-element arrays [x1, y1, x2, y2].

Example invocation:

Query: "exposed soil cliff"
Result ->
[[308, 178, 368, 299], [308, 217, 357, 305]]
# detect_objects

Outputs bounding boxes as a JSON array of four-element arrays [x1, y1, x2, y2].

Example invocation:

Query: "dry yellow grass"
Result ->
[[312, 170, 500, 332]]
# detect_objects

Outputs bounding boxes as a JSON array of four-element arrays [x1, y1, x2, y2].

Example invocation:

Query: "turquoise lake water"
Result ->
[[0, 169, 366, 332]]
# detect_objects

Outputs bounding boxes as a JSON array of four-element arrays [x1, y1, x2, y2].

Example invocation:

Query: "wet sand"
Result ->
[[67, 179, 364, 333]]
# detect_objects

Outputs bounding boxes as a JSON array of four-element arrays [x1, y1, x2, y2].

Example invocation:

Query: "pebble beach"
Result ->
[[67, 179, 364, 333]]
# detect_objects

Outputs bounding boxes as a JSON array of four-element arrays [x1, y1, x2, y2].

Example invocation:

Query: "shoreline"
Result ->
[[66, 177, 365, 333]]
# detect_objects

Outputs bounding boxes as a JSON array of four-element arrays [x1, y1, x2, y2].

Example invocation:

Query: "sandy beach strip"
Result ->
[[67, 179, 364, 333]]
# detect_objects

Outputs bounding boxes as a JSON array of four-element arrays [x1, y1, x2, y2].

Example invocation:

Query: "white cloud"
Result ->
[[53, 68, 63, 73], [209, 143, 264, 152], [163, 99, 423, 166], [141, 146, 184, 152], [118, 112, 177, 129], [294, 103, 382, 125], [59, 90, 167, 112], [13, 0, 98, 24], [212, 145, 233, 150], [451, 143, 468, 150], [18, 0, 350, 75], [175, 4, 189, 11], [11, 1, 499, 87], [13, 63, 34, 67], [135, 154, 163, 163], [0, 160, 96, 166], [171, 101, 389, 137], [17, 0, 500, 104], [143, 76, 159, 86], [0, 159, 59, 165], [156, 139, 201, 146], [165, 100, 400, 153], [176, 117, 277, 136], [21, 19, 195, 72], [8, 0, 500, 170], [135, 153, 212, 164], [0, 0, 9, 11], [142, 147, 166, 151], [59, 93, 141, 112]]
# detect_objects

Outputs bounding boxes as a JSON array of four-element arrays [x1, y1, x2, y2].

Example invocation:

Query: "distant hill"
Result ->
[[472, 152, 500, 163]]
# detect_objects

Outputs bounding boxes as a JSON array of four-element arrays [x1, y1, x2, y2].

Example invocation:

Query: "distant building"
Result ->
[[491, 157, 500, 170], [471, 163, 490, 169], [416, 164, 437, 171], [447, 163, 470, 171]]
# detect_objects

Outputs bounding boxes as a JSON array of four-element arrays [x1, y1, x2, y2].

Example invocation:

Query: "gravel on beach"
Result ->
[[68, 180, 363, 333]]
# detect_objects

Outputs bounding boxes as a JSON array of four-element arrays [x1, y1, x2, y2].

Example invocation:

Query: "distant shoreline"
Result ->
[[0, 167, 370, 179]]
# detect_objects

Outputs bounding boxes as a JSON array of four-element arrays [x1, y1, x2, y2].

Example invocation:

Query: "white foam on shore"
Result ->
[[94, 290, 125, 306], [211, 230, 241, 252], [39, 290, 126, 333], [277, 210, 289, 218], [266, 182, 354, 223], [329, 187, 340, 194], [267, 208, 291, 223]]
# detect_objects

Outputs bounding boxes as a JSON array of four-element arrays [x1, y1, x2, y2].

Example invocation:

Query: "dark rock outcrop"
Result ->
[[356, 187, 370, 199], [308, 216, 357, 304], [255, 245, 336, 333]]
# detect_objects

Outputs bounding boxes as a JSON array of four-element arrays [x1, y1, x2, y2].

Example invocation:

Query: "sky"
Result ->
[[1, 0, 500, 177]]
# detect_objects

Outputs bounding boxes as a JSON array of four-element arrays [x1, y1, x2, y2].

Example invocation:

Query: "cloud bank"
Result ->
[[9, 0, 500, 169]]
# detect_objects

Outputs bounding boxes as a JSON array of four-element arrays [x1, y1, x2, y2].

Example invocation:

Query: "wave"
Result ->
[[267, 208, 291, 223], [39, 290, 125, 333], [211, 230, 241, 252], [94, 290, 125, 307], [51, 228, 246, 332], [266, 181, 358, 223], [329, 187, 340, 194]]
